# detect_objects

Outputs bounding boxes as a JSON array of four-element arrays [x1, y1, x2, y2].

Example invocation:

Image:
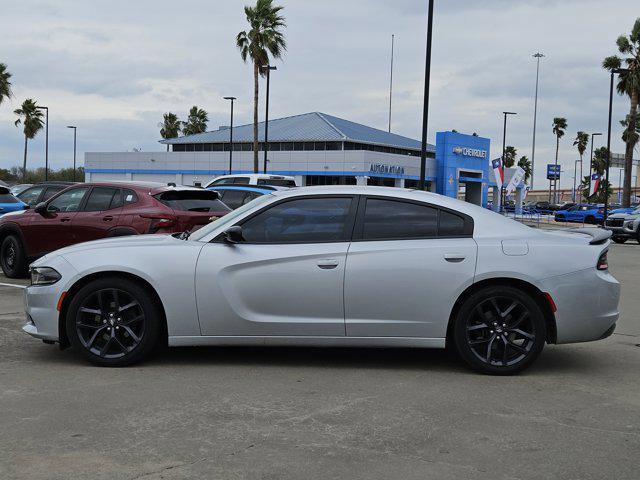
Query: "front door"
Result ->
[[195, 196, 357, 336], [344, 196, 477, 338], [72, 187, 123, 244]]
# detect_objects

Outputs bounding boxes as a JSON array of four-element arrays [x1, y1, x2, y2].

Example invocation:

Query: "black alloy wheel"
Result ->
[[66, 277, 161, 366], [0, 235, 27, 278], [454, 286, 546, 375]]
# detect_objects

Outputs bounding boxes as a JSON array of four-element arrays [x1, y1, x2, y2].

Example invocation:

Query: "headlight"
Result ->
[[30, 267, 61, 286]]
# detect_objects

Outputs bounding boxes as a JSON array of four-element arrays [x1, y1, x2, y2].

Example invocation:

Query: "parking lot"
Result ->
[[0, 243, 638, 480]]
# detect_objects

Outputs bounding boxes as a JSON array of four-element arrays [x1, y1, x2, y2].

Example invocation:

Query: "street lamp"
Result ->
[[223, 96, 236, 175], [530, 52, 545, 189], [418, 0, 435, 191], [36, 105, 49, 181], [573, 159, 580, 202], [66, 126, 77, 181], [261, 65, 277, 174], [604, 68, 630, 220], [501, 111, 517, 209]]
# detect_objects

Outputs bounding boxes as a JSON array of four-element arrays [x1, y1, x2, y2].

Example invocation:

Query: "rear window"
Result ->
[[42, 186, 66, 201], [0, 194, 19, 203], [154, 190, 231, 213], [257, 178, 296, 187]]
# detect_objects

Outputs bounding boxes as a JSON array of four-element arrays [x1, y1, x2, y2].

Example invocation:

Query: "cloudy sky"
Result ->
[[0, 0, 637, 189]]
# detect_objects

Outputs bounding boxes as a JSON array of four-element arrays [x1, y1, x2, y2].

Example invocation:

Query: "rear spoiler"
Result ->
[[564, 228, 612, 245]]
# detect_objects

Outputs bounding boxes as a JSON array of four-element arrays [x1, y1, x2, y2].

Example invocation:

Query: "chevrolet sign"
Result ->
[[453, 146, 487, 158]]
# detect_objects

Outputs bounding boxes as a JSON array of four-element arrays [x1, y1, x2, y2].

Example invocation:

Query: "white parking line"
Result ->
[[0, 282, 26, 289]]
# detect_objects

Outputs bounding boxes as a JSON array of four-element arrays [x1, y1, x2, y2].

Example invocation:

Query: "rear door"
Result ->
[[344, 196, 477, 338], [72, 187, 123, 243]]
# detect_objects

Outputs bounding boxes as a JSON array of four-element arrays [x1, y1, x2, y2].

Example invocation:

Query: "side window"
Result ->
[[83, 187, 119, 212], [438, 210, 466, 237], [233, 177, 250, 185], [48, 187, 90, 213], [218, 190, 248, 209], [240, 197, 353, 243], [17, 186, 45, 206], [110, 189, 123, 208], [123, 189, 138, 205], [243, 192, 261, 205], [42, 186, 65, 202], [362, 199, 438, 240]]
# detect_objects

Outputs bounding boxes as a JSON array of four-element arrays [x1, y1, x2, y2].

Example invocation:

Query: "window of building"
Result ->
[[361, 198, 438, 240], [325, 141, 342, 151], [240, 197, 354, 244], [304, 142, 315, 151], [281, 142, 294, 151]]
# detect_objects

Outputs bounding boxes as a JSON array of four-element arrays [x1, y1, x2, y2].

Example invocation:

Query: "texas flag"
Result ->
[[491, 159, 504, 188], [589, 173, 601, 197]]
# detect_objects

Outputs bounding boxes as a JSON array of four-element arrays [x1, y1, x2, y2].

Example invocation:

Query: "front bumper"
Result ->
[[540, 268, 620, 344]]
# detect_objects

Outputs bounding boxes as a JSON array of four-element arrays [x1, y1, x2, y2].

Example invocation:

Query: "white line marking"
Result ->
[[0, 282, 26, 289]]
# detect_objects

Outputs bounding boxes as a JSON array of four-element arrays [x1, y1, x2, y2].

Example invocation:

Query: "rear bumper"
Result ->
[[540, 268, 620, 344]]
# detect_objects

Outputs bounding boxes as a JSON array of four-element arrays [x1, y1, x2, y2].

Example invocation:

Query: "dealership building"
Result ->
[[85, 111, 496, 206]]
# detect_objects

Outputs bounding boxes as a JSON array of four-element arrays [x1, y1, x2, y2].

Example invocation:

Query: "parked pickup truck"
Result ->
[[604, 206, 640, 244]]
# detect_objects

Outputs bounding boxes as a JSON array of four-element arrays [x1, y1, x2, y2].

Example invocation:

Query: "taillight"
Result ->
[[597, 250, 608, 271], [146, 217, 175, 233], [597, 208, 604, 214]]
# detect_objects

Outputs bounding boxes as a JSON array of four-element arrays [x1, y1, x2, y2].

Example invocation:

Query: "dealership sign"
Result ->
[[369, 163, 405, 175], [452, 146, 487, 159], [547, 164, 561, 180]]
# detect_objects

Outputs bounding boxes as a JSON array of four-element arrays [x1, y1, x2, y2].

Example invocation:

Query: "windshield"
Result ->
[[189, 193, 273, 241]]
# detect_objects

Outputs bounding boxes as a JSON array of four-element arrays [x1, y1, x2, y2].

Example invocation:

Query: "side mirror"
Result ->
[[223, 226, 244, 244], [34, 202, 48, 215]]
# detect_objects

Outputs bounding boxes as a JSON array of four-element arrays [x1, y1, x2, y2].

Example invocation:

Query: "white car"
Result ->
[[23, 186, 620, 374], [205, 174, 297, 189]]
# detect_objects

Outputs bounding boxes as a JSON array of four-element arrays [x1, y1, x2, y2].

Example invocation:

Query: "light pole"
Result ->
[[223, 96, 236, 175], [618, 169, 623, 203], [66, 126, 77, 181], [501, 111, 517, 209], [531, 52, 545, 189], [418, 0, 434, 191], [36, 105, 49, 181], [605, 68, 630, 220], [261, 65, 277, 174], [388, 34, 395, 133]]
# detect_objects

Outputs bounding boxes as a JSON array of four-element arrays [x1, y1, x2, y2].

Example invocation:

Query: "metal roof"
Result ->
[[160, 112, 434, 152]]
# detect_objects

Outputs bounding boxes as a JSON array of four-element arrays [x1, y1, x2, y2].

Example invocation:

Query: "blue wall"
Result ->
[[435, 131, 492, 206]]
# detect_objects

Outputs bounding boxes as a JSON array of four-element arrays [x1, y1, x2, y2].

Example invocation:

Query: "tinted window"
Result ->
[[362, 199, 438, 240], [439, 210, 466, 236], [241, 197, 353, 243], [110, 189, 123, 208], [42, 186, 66, 201], [232, 177, 250, 185], [155, 190, 231, 213], [257, 178, 296, 187], [84, 187, 119, 212], [0, 194, 19, 203], [219, 190, 248, 209], [17, 186, 44, 206], [123, 190, 138, 205], [48, 187, 90, 213]]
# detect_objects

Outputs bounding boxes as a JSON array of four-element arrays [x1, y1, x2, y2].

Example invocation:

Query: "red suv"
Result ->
[[0, 182, 231, 277]]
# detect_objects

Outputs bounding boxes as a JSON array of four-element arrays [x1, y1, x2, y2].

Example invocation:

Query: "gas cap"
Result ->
[[502, 240, 529, 256]]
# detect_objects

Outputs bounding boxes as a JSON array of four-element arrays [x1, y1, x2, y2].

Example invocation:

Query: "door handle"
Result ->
[[103, 216, 114, 222], [317, 259, 339, 269], [444, 253, 466, 263], [60, 217, 72, 222]]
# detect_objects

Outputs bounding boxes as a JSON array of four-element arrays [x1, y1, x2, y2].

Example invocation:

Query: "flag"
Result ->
[[506, 166, 525, 195], [589, 173, 601, 197], [491, 159, 504, 188]]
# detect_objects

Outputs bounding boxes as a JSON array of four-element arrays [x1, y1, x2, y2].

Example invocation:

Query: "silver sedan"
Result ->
[[23, 186, 620, 374]]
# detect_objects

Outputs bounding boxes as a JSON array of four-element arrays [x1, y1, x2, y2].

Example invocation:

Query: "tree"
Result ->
[[237, 0, 286, 173], [573, 131, 589, 182], [159, 112, 182, 151], [518, 155, 532, 184], [14, 99, 44, 182], [582, 147, 613, 203], [603, 17, 640, 207], [0, 63, 12, 106], [181, 106, 208, 136], [503, 145, 517, 167], [552, 117, 568, 202], [620, 114, 640, 147]]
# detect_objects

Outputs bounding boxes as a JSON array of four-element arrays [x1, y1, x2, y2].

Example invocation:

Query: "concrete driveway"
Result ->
[[0, 244, 638, 480]]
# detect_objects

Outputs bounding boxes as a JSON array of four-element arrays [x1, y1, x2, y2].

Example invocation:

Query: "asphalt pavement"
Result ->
[[0, 244, 638, 480]]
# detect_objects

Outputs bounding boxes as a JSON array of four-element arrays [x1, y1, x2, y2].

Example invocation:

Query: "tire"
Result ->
[[612, 236, 628, 244], [66, 276, 162, 367], [585, 216, 595, 224], [453, 286, 546, 375], [0, 235, 28, 278]]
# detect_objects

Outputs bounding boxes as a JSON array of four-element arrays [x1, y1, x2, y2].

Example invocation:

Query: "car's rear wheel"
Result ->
[[612, 236, 628, 244], [66, 277, 162, 367], [585, 215, 595, 224], [453, 286, 546, 375], [0, 235, 28, 278]]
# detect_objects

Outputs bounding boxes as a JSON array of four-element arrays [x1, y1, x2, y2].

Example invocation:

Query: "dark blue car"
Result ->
[[0, 186, 27, 217]]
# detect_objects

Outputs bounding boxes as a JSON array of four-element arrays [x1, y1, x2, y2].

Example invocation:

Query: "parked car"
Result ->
[[554, 204, 603, 224], [205, 174, 297, 189], [208, 185, 288, 210], [608, 203, 639, 216], [9, 183, 34, 196], [0, 182, 231, 277], [604, 206, 640, 244], [0, 186, 28, 217], [16, 182, 75, 207], [23, 186, 619, 375]]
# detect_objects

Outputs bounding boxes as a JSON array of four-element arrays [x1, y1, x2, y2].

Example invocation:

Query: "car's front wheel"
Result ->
[[66, 277, 162, 367], [453, 286, 546, 375], [0, 234, 28, 278]]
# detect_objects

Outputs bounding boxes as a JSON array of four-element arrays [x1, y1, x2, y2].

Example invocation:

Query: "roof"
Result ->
[[161, 112, 434, 152]]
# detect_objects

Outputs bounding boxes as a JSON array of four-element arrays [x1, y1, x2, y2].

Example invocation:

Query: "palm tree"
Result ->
[[0, 63, 12, 106], [620, 114, 640, 147], [552, 117, 568, 203], [573, 131, 589, 186], [503, 146, 517, 167], [14, 99, 44, 182], [237, 0, 286, 173], [159, 112, 182, 151], [181, 106, 208, 136], [518, 155, 532, 184], [603, 17, 640, 207]]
